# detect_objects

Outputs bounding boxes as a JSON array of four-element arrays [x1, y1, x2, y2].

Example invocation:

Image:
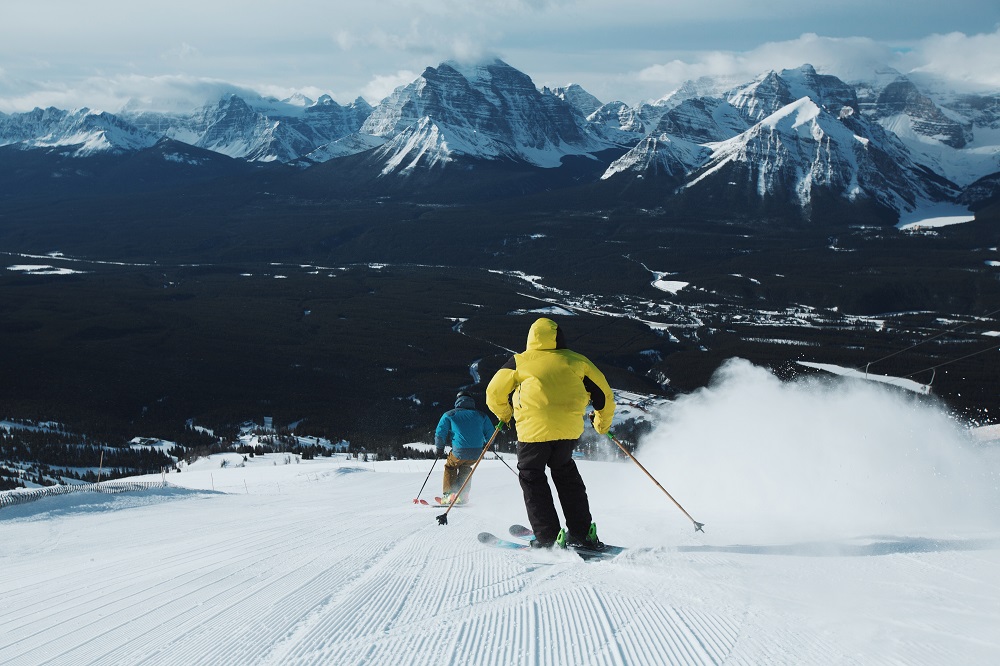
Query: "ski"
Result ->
[[509, 524, 534, 540], [478, 532, 531, 551], [433, 496, 469, 508], [508, 524, 626, 561]]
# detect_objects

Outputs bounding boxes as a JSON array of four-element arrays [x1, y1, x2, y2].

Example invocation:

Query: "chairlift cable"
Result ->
[[858, 306, 1000, 373], [900, 341, 1000, 380]]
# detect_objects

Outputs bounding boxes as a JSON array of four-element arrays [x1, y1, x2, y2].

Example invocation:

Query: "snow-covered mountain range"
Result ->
[[1, 59, 998, 218]]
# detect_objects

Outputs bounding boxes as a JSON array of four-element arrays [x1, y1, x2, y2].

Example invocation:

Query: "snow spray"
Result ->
[[634, 358, 1000, 543]]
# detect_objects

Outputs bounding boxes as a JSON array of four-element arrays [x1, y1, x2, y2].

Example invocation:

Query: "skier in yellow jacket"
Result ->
[[486, 317, 615, 549]]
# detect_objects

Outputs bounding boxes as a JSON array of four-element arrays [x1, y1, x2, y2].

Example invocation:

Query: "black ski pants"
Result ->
[[516, 439, 592, 546]]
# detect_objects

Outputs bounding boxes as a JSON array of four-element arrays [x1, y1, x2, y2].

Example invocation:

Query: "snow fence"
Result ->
[[0, 480, 169, 510]]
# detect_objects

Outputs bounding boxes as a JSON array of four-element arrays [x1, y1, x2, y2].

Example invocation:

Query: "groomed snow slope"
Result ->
[[2, 360, 999, 665]]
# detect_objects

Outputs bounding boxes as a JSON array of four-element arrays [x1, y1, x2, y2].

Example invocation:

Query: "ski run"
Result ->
[[3, 361, 1000, 665]]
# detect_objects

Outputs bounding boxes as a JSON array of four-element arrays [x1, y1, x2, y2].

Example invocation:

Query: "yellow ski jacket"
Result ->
[[486, 318, 616, 442]]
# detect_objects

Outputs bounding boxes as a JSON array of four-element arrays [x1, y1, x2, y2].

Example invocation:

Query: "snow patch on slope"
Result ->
[[897, 202, 975, 229]]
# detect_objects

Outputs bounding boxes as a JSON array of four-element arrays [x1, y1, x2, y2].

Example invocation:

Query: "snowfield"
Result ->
[[2, 361, 999, 665]]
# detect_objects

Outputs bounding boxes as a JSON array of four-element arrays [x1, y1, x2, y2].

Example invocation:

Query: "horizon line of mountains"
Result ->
[[2, 59, 999, 220]]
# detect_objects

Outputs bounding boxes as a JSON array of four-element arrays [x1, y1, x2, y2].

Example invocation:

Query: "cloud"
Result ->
[[1, 5, 997, 113], [339, 18, 496, 65], [635, 34, 893, 94], [0, 71, 367, 115], [161, 42, 201, 62], [0, 74, 271, 114], [115, 75, 265, 112], [432, 0, 573, 16], [334, 30, 356, 52], [633, 29, 1000, 101], [0, 76, 74, 113], [903, 29, 1000, 89], [361, 70, 419, 102], [447, 36, 495, 65], [366, 25, 436, 56]]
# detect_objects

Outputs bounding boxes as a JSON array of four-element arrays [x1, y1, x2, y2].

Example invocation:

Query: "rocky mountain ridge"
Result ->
[[1, 60, 998, 218]]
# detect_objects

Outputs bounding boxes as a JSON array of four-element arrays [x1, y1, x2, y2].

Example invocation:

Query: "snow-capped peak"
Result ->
[[759, 96, 822, 133], [282, 93, 315, 107], [0, 107, 159, 155], [682, 92, 955, 214], [355, 58, 610, 171], [550, 84, 603, 117]]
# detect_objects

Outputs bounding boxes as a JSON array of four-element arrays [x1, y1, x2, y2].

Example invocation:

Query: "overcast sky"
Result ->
[[1, 0, 998, 113]]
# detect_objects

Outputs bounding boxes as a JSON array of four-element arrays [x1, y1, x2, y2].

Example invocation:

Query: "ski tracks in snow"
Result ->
[[0, 488, 784, 666], [255, 525, 752, 666], [5, 463, 999, 665]]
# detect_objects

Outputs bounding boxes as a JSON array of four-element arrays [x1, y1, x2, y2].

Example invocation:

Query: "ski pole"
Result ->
[[495, 450, 519, 477], [413, 455, 440, 505], [437, 421, 504, 525], [606, 430, 705, 533]]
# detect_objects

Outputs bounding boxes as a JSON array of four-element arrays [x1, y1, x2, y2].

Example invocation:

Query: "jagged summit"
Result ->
[[778, 64, 860, 117], [0, 106, 159, 156], [681, 95, 957, 214], [354, 58, 608, 172], [550, 84, 604, 117], [654, 74, 743, 109], [283, 92, 315, 107]]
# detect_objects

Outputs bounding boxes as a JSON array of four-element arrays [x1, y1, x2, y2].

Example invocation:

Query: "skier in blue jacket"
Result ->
[[435, 391, 495, 504]]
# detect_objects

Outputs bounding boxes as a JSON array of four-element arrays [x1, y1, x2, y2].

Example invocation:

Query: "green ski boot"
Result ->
[[565, 523, 605, 551]]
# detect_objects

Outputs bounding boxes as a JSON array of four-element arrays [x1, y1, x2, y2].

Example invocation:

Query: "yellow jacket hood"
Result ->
[[525, 317, 564, 351], [486, 319, 615, 442]]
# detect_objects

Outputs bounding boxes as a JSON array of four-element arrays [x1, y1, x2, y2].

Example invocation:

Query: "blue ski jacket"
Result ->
[[435, 395, 495, 460]]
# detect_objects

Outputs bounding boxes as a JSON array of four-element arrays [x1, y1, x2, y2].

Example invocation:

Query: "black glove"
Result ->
[[436, 448, 445, 458]]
